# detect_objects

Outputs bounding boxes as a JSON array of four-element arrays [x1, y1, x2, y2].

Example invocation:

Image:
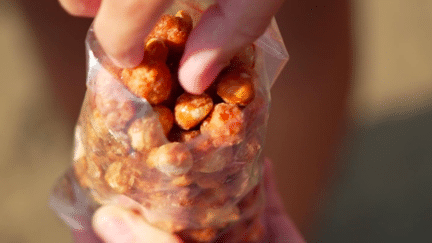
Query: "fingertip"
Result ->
[[178, 50, 226, 94], [92, 206, 135, 243], [59, 0, 101, 17], [93, 205, 182, 243], [93, 19, 144, 68]]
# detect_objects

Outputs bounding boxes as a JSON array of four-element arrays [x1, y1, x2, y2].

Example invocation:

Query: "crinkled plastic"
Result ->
[[50, 0, 288, 242]]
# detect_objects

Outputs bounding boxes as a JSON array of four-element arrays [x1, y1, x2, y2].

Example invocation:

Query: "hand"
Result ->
[[71, 159, 305, 243], [58, 0, 285, 94], [261, 158, 305, 243]]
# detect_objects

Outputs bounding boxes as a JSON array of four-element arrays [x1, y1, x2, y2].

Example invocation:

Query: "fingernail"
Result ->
[[93, 207, 134, 243], [179, 49, 226, 94]]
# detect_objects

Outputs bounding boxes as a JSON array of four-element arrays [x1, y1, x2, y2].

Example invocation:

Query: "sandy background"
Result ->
[[1, 0, 431, 242]]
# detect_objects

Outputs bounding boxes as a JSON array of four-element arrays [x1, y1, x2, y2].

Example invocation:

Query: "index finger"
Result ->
[[178, 0, 285, 94], [93, 0, 173, 67]]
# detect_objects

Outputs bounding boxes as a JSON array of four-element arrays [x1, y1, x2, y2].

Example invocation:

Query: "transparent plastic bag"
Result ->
[[50, 1, 288, 242]]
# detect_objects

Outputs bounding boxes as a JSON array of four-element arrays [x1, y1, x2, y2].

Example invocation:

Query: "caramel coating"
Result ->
[[171, 174, 194, 187], [92, 69, 135, 119], [144, 38, 168, 63], [167, 128, 200, 143], [234, 136, 262, 164], [154, 219, 189, 234], [148, 11, 193, 53], [229, 44, 256, 70], [147, 142, 193, 176], [90, 72, 135, 133], [175, 93, 213, 130], [139, 184, 198, 213], [89, 159, 104, 178], [89, 109, 109, 137], [175, 10, 193, 31], [85, 123, 106, 156], [77, 153, 111, 194], [216, 70, 255, 106], [189, 136, 213, 162], [200, 103, 245, 147], [104, 162, 136, 194], [132, 168, 164, 194], [104, 133, 132, 160], [192, 146, 232, 173], [94, 94, 135, 131], [200, 206, 240, 228], [127, 116, 167, 153], [87, 113, 131, 160], [121, 61, 172, 105], [182, 227, 218, 243], [192, 188, 230, 209], [153, 105, 174, 136], [179, 130, 200, 142]]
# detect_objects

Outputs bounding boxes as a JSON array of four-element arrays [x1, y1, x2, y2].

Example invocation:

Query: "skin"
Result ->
[[56, 1, 305, 241], [57, 0, 285, 94], [17, 0, 351, 238]]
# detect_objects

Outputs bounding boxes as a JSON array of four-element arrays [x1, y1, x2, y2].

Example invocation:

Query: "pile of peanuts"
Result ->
[[73, 10, 268, 243]]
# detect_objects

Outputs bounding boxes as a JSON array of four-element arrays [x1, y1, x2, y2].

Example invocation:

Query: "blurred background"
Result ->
[[1, 0, 431, 242]]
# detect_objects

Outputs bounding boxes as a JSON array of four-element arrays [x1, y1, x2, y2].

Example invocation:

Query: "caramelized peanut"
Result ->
[[144, 38, 168, 62], [229, 44, 256, 70], [201, 103, 245, 147], [147, 11, 193, 53], [153, 105, 174, 136], [127, 116, 167, 153], [104, 162, 135, 194], [216, 70, 255, 106], [121, 61, 172, 105], [175, 93, 213, 130], [147, 142, 193, 176]]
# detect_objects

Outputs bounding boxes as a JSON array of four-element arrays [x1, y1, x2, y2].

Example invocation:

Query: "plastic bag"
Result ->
[[50, 1, 288, 242]]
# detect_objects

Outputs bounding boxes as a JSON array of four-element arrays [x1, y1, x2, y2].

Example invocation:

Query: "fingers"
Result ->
[[72, 227, 103, 243], [58, 0, 101, 17], [178, 0, 285, 94], [60, 0, 285, 93], [263, 158, 287, 215], [93, 0, 173, 67], [70, 211, 102, 242], [264, 214, 306, 243], [92, 205, 182, 243], [263, 158, 306, 243]]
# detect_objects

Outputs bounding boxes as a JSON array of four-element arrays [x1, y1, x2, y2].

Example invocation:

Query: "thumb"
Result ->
[[263, 158, 306, 243], [263, 158, 287, 215], [178, 0, 284, 94], [92, 205, 182, 243]]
